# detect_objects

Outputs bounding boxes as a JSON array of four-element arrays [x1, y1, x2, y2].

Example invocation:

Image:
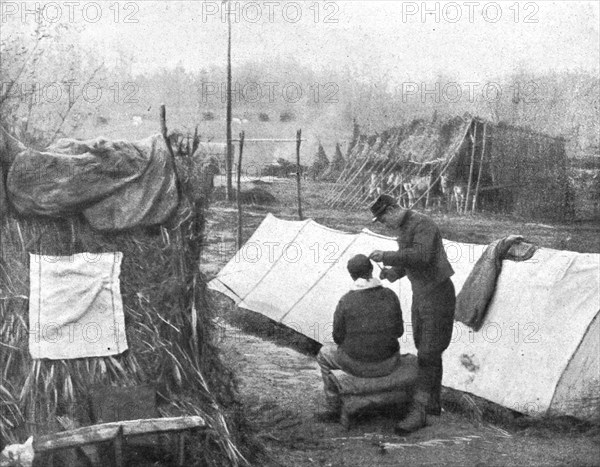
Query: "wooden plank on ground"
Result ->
[[34, 416, 206, 453]]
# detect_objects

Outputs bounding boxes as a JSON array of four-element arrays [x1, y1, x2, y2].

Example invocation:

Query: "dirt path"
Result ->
[[217, 321, 599, 467]]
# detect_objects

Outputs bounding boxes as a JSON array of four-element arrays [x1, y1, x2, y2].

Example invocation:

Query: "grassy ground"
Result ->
[[202, 178, 600, 466]]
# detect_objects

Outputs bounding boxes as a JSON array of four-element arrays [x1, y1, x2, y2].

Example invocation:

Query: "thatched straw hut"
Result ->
[[326, 114, 569, 220], [0, 128, 249, 465]]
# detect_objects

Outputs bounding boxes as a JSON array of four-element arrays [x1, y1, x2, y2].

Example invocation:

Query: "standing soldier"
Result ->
[[368, 194, 455, 434]]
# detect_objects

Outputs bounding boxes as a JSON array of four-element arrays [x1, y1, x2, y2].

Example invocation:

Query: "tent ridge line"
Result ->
[[238, 216, 312, 305], [214, 279, 243, 303], [277, 233, 361, 323]]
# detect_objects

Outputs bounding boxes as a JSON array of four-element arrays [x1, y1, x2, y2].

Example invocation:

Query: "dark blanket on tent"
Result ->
[[455, 235, 537, 330], [6, 134, 178, 231]]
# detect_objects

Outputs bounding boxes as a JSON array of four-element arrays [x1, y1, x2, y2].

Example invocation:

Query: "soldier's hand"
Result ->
[[379, 268, 400, 283], [369, 250, 384, 262]]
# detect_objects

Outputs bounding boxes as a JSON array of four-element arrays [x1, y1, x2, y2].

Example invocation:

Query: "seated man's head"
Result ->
[[347, 254, 373, 281], [370, 194, 404, 226]]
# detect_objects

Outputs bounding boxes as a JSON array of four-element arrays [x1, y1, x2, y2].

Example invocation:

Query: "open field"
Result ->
[[67, 108, 352, 170], [201, 178, 600, 466], [206, 178, 600, 260]]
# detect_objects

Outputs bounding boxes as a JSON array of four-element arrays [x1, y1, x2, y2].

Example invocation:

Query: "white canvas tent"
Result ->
[[209, 214, 600, 421]]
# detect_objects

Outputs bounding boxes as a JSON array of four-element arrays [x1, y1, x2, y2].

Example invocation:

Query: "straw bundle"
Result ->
[[0, 154, 248, 465]]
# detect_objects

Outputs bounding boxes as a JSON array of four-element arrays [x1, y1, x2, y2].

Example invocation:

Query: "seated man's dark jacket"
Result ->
[[333, 284, 403, 362], [382, 209, 454, 296]]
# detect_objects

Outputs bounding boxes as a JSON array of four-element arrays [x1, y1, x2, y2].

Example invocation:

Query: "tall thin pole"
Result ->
[[159, 104, 180, 186], [296, 129, 303, 220], [237, 131, 245, 248], [472, 123, 487, 212], [465, 123, 478, 214], [225, 2, 233, 201]]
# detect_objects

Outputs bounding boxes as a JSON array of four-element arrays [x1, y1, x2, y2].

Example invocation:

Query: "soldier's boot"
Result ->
[[426, 364, 443, 416], [394, 401, 426, 434], [426, 389, 442, 416], [395, 390, 428, 434]]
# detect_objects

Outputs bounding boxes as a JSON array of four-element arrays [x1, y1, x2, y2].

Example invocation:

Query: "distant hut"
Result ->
[[325, 114, 569, 221]]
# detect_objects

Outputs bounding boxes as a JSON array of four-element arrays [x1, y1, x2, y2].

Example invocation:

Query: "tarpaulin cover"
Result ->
[[209, 214, 600, 420], [29, 252, 128, 360], [7, 135, 178, 231]]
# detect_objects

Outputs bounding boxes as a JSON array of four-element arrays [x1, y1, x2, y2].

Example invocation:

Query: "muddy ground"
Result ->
[[215, 319, 599, 466], [202, 179, 600, 466]]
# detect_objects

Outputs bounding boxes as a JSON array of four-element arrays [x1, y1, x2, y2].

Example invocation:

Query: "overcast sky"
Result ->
[[4, 1, 600, 81]]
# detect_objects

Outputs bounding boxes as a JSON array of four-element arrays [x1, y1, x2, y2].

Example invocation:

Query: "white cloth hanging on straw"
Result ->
[[28, 252, 128, 360]]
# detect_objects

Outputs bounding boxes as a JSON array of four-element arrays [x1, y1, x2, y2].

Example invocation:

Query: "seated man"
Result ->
[[316, 254, 404, 421]]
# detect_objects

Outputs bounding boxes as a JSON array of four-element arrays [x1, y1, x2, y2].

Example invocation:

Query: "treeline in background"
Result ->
[[2, 20, 598, 168]]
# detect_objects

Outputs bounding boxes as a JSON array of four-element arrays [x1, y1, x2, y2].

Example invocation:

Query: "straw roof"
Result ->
[[325, 114, 568, 219]]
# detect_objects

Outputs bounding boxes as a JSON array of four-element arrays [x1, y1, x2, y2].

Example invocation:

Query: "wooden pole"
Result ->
[[425, 171, 433, 208], [237, 131, 245, 249], [330, 158, 365, 207], [324, 149, 354, 202], [464, 123, 478, 214], [326, 137, 369, 203], [472, 123, 487, 212], [345, 155, 395, 210], [159, 105, 172, 156], [113, 426, 124, 467], [159, 104, 180, 186], [177, 432, 186, 466], [296, 129, 303, 220], [324, 146, 362, 204], [329, 156, 372, 206], [225, 4, 233, 201], [350, 148, 398, 207]]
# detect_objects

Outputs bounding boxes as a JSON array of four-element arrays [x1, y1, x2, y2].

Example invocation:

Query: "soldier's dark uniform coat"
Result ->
[[380, 209, 456, 408]]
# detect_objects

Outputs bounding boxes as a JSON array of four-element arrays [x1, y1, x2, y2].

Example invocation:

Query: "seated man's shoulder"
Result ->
[[341, 286, 385, 301], [357, 285, 397, 301], [338, 290, 357, 303]]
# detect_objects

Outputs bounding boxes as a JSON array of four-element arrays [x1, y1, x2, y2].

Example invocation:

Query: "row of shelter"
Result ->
[[325, 114, 570, 221]]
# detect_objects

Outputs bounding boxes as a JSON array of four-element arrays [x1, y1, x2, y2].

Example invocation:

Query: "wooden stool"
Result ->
[[331, 354, 419, 429]]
